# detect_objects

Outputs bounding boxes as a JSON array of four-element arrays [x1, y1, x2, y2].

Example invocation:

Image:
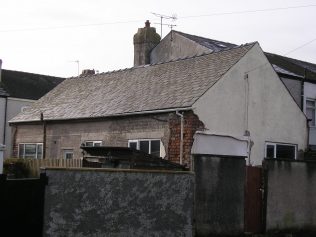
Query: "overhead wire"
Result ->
[[0, 4, 315, 33]]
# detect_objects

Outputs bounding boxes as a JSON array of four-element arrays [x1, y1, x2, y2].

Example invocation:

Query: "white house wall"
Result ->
[[0, 97, 6, 145], [193, 43, 307, 165], [304, 82, 316, 145], [5, 97, 34, 158]]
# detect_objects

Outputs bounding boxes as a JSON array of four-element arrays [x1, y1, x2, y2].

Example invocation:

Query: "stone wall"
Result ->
[[265, 159, 316, 234], [43, 168, 194, 237]]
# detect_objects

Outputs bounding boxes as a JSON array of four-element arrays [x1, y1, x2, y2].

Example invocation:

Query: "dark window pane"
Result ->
[[139, 141, 149, 154], [85, 142, 93, 147], [19, 144, 24, 158], [276, 145, 295, 159], [266, 145, 275, 158], [25, 144, 36, 158], [129, 142, 137, 150], [37, 144, 43, 159], [151, 140, 160, 157], [94, 142, 101, 147]]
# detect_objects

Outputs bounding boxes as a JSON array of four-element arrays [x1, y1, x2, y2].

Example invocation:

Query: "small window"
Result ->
[[85, 141, 102, 147], [63, 149, 74, 159], [306, 99, 316, 126], [128, 139, 161, 157], [265, 142, 296, 159], [18, 143, 43, 159]]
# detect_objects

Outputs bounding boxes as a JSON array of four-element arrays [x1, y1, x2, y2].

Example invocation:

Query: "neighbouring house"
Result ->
[[9, 22, 307, 167], [0, 60, 64, 158], [151, 30, 316, 153]]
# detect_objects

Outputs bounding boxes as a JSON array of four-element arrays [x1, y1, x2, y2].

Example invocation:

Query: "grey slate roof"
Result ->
[[265, 53, 316, 81], [174, 31, 237, 52], [10, 43, 255, 123], [1, 69, 65, 100]]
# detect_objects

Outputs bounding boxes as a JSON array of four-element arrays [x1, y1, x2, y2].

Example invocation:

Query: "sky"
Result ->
[[0, 0, 315, 78]]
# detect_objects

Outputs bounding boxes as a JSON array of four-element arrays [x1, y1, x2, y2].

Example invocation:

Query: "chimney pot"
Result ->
[[80, 69, 95, 76], [145, 20, 150, 28]]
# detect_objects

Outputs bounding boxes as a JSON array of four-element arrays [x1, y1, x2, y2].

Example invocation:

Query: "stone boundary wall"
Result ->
[[43, 168, 194, 237]]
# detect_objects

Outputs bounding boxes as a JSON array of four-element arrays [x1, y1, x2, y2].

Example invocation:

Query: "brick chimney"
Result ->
[[80, 69, 95, 76], [133, 20, 161, 66]]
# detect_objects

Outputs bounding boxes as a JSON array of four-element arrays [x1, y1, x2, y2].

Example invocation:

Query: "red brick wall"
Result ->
[[168, 111, 204, 167]]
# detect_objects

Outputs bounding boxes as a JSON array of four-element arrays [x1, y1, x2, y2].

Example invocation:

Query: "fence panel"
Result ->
[[24, 158, 82, 177]]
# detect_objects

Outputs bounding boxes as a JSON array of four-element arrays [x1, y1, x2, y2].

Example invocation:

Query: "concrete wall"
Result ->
[[194, 155, 245, 236], [14, 113, 170, 159], [5, 97, 34, 158], [194, 43, 307, 165], [150, 31, 211, 64], [43, 168, 194, 237], [265, 159, 316, 233]]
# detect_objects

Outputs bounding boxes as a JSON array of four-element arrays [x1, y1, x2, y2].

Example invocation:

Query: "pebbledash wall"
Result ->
[[12, 111, 204, 167]]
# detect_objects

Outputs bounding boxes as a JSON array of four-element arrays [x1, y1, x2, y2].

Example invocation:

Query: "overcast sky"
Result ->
[[0, 0, 315, 78]]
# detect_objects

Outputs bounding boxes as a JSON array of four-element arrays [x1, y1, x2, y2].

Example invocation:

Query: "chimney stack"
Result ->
[[133, 20, 161, 66], [80, 69, 95, 76]]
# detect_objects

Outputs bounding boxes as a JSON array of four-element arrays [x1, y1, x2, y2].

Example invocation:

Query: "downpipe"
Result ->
[[176, 111, 184, 165]]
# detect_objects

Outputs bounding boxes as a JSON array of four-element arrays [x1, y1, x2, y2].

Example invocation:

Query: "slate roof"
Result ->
[[175, 31, 316, 81], [265, 53, 316, 80], [11, 43, 255, 123], [1, 69, 65, 100], [174, 31, 237, 52]]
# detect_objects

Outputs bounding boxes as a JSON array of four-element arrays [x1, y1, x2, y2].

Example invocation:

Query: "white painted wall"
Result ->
[[303, 82, 316, 145], [193, 43, 307, 165], [0, 97, 6, 145], [4, 97, 34, 158]]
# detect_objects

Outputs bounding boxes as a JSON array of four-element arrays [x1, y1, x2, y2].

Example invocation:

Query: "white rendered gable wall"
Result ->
[[193, 43, 307, 165]]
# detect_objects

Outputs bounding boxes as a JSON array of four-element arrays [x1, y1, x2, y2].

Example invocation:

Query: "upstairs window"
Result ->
[[128, 139, 161, 157], [85, 141, 102, 147], [306, 99, 316, 127], [19, 143, 43, 159], [265, 142, 296, 160]]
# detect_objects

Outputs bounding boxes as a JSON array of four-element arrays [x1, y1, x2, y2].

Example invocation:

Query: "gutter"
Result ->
[[10, 107, 193, 124], [176, 111, 184, 165]]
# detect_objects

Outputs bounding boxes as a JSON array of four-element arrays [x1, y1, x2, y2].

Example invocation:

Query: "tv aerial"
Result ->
[[151, 12, 177, 37]]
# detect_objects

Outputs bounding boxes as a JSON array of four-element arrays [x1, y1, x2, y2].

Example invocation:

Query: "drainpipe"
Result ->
[[41, 113, 46, 159], [176, 111, 184, 165]]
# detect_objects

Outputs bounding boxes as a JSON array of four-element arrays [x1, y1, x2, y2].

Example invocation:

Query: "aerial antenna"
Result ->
[[151, 12, 177, 37]]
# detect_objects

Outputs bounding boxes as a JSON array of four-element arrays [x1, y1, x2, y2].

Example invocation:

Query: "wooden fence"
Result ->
[[5, 158, 82, 177]]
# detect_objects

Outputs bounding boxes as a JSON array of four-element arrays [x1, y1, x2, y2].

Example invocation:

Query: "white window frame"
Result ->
[[265, 142, 297, 159], [305, 98, 316, 127], [84, 140, 103, 147], [63, 149, 74, 159], [18, 143, 43, 159], [128, 139, 161, 156]]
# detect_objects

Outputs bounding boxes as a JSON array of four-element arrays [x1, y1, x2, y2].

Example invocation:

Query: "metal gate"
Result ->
[[244, 166, 263, 233]]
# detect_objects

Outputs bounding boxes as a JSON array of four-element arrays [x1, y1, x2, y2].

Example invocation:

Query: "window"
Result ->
[[306, 99, 316, 126], [63, 149, 74, 159], [265, 142, 296, 160], [128, 139, 161, 157], [19, 143, 43, 159], [85, 141, 102, 147]]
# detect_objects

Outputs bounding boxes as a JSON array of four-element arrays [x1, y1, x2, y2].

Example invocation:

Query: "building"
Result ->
[[9, 23, 307, 166], [150, 30, 316, 151], [0, 61, 64, 158]]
